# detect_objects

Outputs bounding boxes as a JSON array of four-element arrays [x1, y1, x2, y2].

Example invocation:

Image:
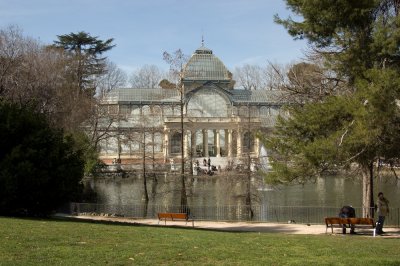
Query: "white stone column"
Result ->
[[203, 129, 208, 157], [215, 130, 221, 157], [227, 129, 232, 158], [191, 130, 197, 157], [164, 129, 170, 162], [254, 137, 260, 157], [236, 129, 242, 158], [183, 130, 188, 158]]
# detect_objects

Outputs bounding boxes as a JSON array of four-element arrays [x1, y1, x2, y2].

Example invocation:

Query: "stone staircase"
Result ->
[[193, 156, 235, 170]]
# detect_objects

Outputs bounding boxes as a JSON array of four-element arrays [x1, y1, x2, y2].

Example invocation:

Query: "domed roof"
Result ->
[[183, 45, 230, 81]]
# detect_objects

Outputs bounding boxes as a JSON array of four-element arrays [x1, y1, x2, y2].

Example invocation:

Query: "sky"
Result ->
[[0, 0, 308, 74]]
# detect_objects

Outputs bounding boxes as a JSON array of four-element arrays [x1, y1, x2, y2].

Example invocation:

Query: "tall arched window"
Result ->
[[260, 106, 269, 117], [170, 132, 182, 154], [250, 106, 259, 117], [142, 105, 151, 115], [164, 106, 173, 116], [239, 106, 249, 117], [243, 131, 254, 153], [131, 105, 140, 115], [187, 89, 229, 117], [154, 132, 163, 152]]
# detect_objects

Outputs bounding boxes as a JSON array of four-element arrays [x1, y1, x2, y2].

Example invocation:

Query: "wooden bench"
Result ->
[[325, 217, 375, 234], [157, 212, 194, 227]]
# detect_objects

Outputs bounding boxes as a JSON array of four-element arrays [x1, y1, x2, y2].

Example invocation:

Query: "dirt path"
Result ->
[[56, 214, 400, 237]]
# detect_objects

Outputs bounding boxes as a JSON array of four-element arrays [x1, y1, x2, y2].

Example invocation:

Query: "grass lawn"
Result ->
[[0, 217, 399, 265]]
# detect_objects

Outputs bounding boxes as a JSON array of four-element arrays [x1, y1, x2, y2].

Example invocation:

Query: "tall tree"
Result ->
[[163, 49, 190, 212], [266, 0, 400, 217], [53, 31, 117, 173], [53, 31, 115, 96]]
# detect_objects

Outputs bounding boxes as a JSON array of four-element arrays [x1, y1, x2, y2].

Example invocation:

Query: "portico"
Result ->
[[163, 116, 261, 160]]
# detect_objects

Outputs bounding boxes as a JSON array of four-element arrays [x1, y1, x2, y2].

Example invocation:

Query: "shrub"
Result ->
[[0, 101, 84, 216]]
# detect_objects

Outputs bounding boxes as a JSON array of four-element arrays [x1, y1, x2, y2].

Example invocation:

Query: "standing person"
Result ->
[[376, 192, 390, 235], [207, 158, 211, 171]]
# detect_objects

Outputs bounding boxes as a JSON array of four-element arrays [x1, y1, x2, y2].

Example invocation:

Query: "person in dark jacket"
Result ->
[[339, 205, 356, 234]]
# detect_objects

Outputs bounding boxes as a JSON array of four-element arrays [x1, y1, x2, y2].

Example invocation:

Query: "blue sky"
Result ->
[[0, 0, 308, 74]]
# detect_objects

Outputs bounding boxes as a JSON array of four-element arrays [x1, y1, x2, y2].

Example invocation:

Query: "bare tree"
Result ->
[[0, 25, 86, 130], [97, 60, 127, 98], [264, 62, 288, 90], [129, 64, 165, 88], [163, 49, 190, 212], [118, 107, 162, 217], [266, 58, 349, 104], [234, 64, 267, 90]]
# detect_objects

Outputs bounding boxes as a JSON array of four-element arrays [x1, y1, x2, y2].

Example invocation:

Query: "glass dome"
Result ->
[[183, 45, 230, 81]]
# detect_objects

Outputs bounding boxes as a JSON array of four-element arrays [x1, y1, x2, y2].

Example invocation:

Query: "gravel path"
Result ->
[[57, 214, 400, 237]]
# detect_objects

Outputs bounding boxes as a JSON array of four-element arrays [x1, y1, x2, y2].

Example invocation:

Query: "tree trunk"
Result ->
[[245, 163, 254, 220], [361, 162, 374, 218], [180, 91, 188, 211], [143, 132, 149, 203]]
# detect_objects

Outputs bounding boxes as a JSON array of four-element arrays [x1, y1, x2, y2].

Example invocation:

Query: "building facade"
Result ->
[[98, 45, 284, 171]]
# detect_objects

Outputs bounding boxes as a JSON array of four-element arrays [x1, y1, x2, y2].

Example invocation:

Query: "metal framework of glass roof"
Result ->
[[183, 45, 230, 81], [102, 45, 287, 106]]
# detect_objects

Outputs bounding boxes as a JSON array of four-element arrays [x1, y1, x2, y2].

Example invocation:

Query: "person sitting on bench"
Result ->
[[339, 205, 356, 234]]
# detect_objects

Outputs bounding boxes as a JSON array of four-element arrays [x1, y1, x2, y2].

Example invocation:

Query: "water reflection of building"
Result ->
[[99, 44, 284, 169]]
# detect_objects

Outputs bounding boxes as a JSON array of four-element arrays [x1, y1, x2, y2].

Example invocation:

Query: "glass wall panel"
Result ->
[[187, 89, 229, 117]]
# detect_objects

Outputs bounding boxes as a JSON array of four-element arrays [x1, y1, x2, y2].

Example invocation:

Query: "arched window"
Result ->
[[270, 106, 279, 116], [120, 135, 131, 155], [170, 132, 182, 154], [130, 132, 141, 153], [243, 131, 254, 153], [164, 106, 173, 116], [239, 106, 249, 117], [250, 106, 259, 117], [106, 137, 119, 154], [131, 105, 140, 115], [142, 105, 151, 115], [187, 89, 229, 117], [152, 105, 162, 115], [231, 106, 238, 116], [119, 104, 131, 115], [260, 106, 269, 116], [154, 132, 163, 152]]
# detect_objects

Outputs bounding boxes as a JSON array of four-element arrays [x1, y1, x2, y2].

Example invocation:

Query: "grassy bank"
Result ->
[[0, 217, 399, 265]]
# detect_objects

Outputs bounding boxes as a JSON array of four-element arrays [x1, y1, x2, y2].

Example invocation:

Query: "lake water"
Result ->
[[74, 172, 400, 226], [81, 173, 399, 224]]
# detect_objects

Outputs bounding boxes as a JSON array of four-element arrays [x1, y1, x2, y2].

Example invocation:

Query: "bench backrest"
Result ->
[[346, 218, 374, 225], [325, 217, 343, 225], [325, 217, 374, 225], [158, 212, 188, 220]]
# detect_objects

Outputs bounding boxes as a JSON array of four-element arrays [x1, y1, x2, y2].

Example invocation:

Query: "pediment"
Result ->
[[185, 81, 233, 103]]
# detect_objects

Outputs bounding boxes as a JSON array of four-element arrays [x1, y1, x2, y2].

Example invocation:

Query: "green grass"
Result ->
[[0, 217, 399, 265]]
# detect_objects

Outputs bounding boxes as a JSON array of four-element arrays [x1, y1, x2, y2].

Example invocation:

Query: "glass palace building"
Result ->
[[99, 45, 284, 171]]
